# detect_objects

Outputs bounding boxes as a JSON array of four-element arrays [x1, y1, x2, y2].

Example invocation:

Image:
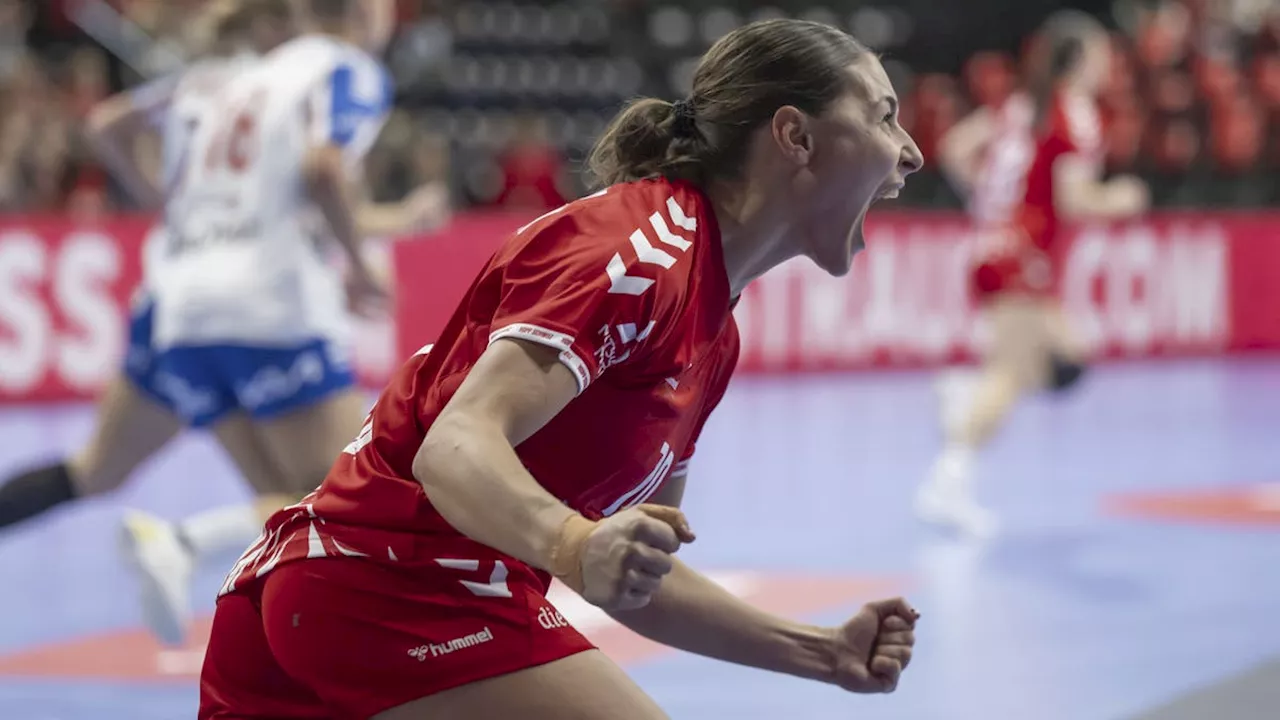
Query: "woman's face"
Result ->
[[1076, 30, 1113, 96], [785, 55, 923, 276]]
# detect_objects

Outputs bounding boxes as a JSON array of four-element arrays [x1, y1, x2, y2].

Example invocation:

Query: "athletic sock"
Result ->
[[0, 462, 77, 530], [174, 504, 263, 557]]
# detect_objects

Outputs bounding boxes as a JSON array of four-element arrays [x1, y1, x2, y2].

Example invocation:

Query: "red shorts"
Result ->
[[970, 247, 1056, 302], [199, 556, 595, 719]]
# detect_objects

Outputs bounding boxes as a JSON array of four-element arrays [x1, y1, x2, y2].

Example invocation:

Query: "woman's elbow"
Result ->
[[412, 415, 459, 491], [412, 409, 493, 492]]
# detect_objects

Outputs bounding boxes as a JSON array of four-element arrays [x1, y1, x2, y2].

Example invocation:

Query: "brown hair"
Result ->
[[587, 19, 871, 189], [1026, 11, 1106, 126], [214, 0, 292, 45]]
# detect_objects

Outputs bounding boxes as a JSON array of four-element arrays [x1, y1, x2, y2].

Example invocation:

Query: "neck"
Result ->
[[706, 176, 799, 298], [1060, 71, 1093, 98]]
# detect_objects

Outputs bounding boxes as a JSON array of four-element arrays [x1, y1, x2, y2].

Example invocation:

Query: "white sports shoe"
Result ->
[[915, 448, 999, 540], [915, 481, 999, 539], [119, 509, 194, 646]]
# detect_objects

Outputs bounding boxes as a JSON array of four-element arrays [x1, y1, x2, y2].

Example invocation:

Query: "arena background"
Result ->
[[0, 0, 1277, 718]]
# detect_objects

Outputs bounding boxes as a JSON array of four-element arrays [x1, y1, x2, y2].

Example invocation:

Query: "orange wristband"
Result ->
[[548, 514, 597, 593]]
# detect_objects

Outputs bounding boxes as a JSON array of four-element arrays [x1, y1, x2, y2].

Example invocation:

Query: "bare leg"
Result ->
[[125, 389, 366, 646], [159, 415, 295, 569], [248, 388, 368, 496], [918, 296, 1053, 537], [68, 376, 183, 495], [165, 390, 368, 569], [0, 376, 180, 532]]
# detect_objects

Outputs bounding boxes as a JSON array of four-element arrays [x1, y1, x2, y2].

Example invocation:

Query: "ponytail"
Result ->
[[586, 97, 706, 190], [1029, 35, 1084, 126], [1027, 10, 1103, 127], [588, 19, 870, 191]]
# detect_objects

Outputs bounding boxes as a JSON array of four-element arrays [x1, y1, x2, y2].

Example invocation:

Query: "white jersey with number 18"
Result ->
[[126, 53, 256, 290], [152, 35, 392, 350]]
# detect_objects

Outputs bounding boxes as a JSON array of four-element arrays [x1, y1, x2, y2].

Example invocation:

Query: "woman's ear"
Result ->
[[770, 105, 813, 165]]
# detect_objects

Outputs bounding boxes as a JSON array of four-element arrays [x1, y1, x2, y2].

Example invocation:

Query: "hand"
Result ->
[[831, 597, 919, 694], [344, 263, 389, 319], [578, 504, 696, 611], [1108, 175, 1150, 216], [401, 183, 451, 232]]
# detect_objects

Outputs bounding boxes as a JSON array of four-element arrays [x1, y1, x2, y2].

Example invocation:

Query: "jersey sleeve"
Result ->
[[126, 72, 181, 128], [306, 55, 394, 168], [1059, 93, 1103, 158], [488, 216, 678, 396]]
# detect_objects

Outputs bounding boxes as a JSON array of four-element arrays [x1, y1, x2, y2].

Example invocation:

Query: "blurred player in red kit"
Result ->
[[200, 18, 924, 720], [918, 11, 1150, 537]]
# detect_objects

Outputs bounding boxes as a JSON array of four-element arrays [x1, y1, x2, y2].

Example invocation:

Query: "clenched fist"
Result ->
[[831, 597, 919, 693], [575, 505, 696, 611]]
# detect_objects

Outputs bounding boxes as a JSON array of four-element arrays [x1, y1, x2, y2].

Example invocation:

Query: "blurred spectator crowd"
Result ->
[[0, 0, 1277, 219]]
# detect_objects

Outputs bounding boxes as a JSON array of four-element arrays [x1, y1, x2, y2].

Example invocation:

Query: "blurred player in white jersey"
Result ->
[[0, 0, 442, 645], [116, 0, 418, 645], [0, 2, 296, 553]]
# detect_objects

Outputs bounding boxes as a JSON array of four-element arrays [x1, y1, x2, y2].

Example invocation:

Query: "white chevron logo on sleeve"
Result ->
[[605, 195, 697, 296], [667, 196, 697, 231], [606, 229, 675, 295], [649, 212, 692, 251], [616, 320, 656, 343], [628, 229, 677, 268], [606, 253, 655, 296]]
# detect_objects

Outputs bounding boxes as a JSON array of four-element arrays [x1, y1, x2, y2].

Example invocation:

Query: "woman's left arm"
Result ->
[[606, 480, 919, 693]]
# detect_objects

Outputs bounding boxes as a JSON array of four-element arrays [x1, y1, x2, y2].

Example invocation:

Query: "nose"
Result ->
[[900, 132, 924, 175]]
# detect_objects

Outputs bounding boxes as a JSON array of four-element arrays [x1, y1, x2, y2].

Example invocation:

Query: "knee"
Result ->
[[65, 451, 129, 496]]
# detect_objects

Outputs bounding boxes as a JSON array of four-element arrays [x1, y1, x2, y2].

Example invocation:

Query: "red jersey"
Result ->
[[969, 89, 1103, 297], [221, 178, 739, 596]]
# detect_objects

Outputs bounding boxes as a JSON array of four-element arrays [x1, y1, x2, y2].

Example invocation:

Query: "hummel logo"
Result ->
[[408, 626, 495, 661]]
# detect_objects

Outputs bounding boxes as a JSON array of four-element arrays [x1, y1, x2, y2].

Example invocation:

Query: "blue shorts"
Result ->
[[122, 294, 355, 428], [123, 293, 172, 411]]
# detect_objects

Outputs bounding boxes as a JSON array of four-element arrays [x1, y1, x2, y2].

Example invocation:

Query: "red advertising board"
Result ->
[[0, 210, 1276, 402], [392, 211, 1278, 371]]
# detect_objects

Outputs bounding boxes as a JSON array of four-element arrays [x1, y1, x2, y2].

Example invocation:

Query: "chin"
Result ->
[[809, 218, 865, 277], [802, 197, 872, 277], [812, 252, 854, 277]]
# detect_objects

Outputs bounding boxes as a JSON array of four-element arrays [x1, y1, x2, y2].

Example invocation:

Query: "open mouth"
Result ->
[[875, 183, 904, 201]]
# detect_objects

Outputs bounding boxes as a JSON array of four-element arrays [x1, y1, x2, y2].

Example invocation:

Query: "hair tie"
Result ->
[[671, 99, 697, 138]]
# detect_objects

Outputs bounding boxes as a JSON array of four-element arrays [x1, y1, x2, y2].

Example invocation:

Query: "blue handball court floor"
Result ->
[[0, 357, 1276, 719]]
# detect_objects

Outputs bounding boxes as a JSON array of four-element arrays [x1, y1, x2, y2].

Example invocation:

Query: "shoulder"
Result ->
[[502, 179, 711, 302], [301, 40, 393, 105], [1053, 91, 1101, 152], [1001, 92, 1035, 127]]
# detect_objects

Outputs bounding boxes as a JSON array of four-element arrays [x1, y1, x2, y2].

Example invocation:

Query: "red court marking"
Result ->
[[0, 573, 903, 681], [1104, 484, 1280, 526]]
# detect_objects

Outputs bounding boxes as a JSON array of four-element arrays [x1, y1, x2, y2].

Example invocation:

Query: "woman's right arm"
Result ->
[[85, 92, 166, 209], [413, 337, 694, 609], [1052, 156, 1149, 220], [412, 337, 581, 570], [937, 106, 995, 198]]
